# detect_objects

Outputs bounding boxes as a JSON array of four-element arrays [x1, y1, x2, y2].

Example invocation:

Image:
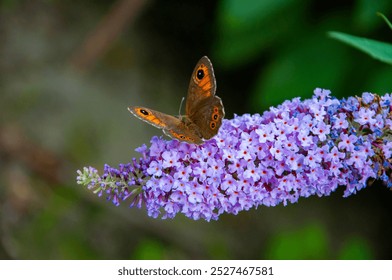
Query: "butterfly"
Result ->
[[128, 56, 224, 144]]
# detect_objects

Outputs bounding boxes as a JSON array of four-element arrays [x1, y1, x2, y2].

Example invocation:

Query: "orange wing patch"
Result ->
[[200, 76, 212, 91], [164, 129, 203, 144], [128, 107, 166, 129], [193, 64, 213, 97]]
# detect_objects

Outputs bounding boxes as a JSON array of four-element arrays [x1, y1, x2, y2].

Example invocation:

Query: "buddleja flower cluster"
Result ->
[[77, 89, 392, 221]]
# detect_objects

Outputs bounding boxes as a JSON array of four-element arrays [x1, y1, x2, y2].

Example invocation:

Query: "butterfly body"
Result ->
[[128, 56, 224, 145]]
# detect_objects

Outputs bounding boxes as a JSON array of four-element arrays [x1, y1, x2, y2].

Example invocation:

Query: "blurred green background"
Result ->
[[1, 0, 392, 259]]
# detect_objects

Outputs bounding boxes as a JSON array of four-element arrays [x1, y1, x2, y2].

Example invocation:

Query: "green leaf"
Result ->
[[213, 0, 301, 68], [353, 0, 392, 30], [251, 31, 350, 109], [377, 12, 392, 30], [264, 223, 328, 259], [365, 65, 392, 93], [132, 238, 166, 259], [328, 31, 392, 65], [338, 236, 373, 259]]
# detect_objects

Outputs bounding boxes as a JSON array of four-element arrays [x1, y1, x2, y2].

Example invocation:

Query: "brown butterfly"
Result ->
[[128, 56, 225, 144]]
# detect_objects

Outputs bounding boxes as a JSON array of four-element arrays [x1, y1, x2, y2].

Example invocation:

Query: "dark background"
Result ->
[[1, 0, 392, 259]]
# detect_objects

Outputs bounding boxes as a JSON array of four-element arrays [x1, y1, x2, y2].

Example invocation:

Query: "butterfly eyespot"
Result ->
[[213, 106, 219, 113], [197, 69, 205, 80], [212, 113, 219, 120], [140, 109, 149, 115], [210, 121, 216, 129]]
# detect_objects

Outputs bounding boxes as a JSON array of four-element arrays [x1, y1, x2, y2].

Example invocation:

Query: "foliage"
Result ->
[[1, 0, 392, 260]]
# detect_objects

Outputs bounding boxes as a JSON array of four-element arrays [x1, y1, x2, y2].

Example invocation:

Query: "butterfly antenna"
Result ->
[[178, 96, 185, 117]]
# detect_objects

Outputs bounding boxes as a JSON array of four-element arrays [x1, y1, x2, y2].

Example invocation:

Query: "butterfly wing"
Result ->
[[128, 106, 203, 144], [190, 96, 225, 139], [128, 57, 223, 145], [129, 106, 175, 130], [185, 56, 216, 117], [184, 56, 224, 139]]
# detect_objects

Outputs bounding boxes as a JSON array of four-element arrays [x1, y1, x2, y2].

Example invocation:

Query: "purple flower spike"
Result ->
[[77, 89, 392, 221]]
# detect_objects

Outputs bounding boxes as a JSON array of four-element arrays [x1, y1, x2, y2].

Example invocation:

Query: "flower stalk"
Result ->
[[77, 89, 392, 221]]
